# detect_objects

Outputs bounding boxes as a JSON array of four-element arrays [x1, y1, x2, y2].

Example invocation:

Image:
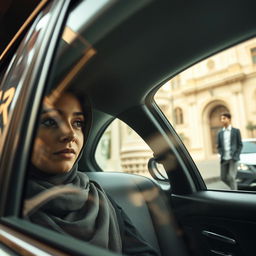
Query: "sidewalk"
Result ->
[[194, 158, 220, 183]]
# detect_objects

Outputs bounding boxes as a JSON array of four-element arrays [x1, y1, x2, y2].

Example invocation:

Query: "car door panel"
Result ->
[[172, 191, 256, 256]]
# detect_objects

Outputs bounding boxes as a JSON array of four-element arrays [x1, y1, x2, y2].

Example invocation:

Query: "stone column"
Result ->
[[231, 82, 247, 137], [109, 120, 121, 171]]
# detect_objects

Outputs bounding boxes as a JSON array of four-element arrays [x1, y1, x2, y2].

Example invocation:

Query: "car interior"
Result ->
[[0, 0, 256, 256]]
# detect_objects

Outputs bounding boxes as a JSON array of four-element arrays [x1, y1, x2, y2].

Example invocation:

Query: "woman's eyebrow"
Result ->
[[42, 108, 58, 114], [42, 109, 84, 116], [73, 112, 84, 117]]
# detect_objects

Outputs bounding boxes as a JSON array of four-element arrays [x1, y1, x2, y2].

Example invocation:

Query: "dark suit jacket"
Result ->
[[217, 127, 243, 163]]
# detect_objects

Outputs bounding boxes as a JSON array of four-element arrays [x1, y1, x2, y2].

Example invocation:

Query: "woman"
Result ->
[[25, 90, 158, 255]]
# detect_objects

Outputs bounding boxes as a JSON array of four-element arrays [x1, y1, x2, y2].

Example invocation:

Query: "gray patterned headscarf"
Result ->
[[25, 165, 122, 253]]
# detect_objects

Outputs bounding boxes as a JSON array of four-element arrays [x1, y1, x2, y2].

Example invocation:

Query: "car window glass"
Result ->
[[0, 3, 52, 152], [155, 37, 256, 192], [241, 140, 256, 153], [96, 119, 154, 179]]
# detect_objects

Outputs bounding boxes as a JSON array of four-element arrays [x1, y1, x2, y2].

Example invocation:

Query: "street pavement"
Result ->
[[194, 158, 230, 189], [194, 158, 220, 181]]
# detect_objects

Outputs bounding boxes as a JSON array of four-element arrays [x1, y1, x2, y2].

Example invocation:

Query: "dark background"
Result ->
[[0, 0, 40, 54]]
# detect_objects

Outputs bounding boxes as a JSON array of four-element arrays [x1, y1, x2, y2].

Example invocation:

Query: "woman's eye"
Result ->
[[41, 118, 58, 128], [73, 120, 84, 129]]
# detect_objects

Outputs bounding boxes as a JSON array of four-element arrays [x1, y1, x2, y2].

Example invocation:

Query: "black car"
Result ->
[[1, 0, 256, 256]]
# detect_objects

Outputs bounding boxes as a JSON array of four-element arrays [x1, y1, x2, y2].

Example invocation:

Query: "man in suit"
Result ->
[[217, 112, 243, 190]]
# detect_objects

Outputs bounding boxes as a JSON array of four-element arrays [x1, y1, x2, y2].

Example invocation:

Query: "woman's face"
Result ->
[[32, 92, 85, 174]]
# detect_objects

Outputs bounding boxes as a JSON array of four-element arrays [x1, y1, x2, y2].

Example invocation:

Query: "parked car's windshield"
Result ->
[[242, 141, 256, 154]]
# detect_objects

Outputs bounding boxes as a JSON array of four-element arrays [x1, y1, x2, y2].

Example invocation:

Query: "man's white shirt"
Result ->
[[223, 125, 232, 160]]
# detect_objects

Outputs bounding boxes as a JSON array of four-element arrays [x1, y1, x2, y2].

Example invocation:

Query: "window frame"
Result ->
[[0, 0, 69, 217]]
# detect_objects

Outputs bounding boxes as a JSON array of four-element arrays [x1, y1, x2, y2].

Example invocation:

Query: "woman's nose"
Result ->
[[59, 125, 76, 143]]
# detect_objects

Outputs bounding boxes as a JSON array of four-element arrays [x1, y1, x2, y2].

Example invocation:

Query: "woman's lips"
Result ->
[[53, 149, 76, 159]]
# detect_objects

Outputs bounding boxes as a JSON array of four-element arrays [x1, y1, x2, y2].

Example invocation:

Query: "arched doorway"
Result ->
[[209, 105, 229, 153]]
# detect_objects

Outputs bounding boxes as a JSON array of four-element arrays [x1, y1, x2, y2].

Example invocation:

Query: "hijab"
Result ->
[[24, 91, 122, 253]]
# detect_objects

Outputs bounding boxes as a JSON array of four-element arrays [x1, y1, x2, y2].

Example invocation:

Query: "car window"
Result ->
[[95, 119, 153, 179], [241, 141, 256, 154], [155, 37, 256, 192]]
